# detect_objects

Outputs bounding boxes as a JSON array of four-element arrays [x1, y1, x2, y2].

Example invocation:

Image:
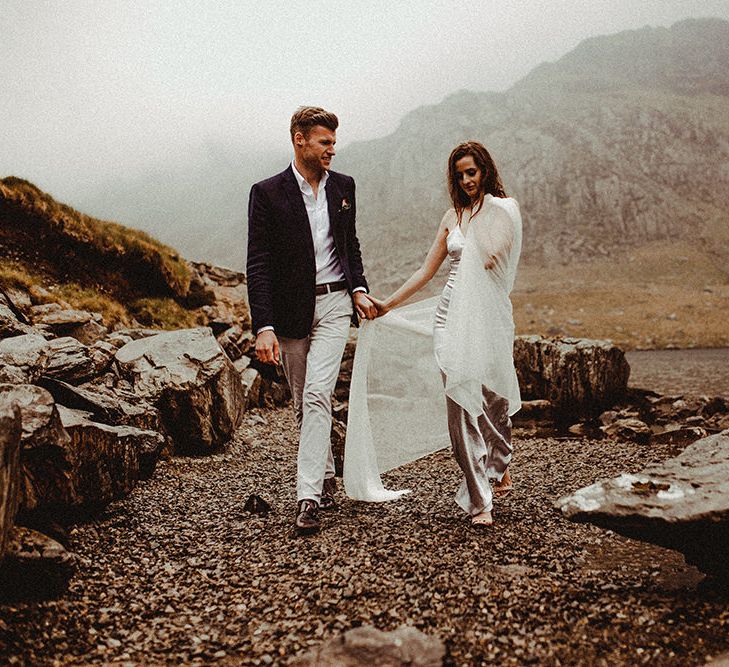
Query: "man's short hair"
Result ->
[[290, 106, 339, 141]]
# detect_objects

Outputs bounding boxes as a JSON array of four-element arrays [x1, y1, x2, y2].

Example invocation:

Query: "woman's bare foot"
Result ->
[[471, 510, 493, 527], [494, 468, 513, 499]]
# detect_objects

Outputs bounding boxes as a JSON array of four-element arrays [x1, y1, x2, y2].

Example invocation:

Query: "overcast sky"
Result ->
[[2, 0, 729, 203]]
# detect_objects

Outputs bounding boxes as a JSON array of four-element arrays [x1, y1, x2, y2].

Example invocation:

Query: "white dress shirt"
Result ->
[[291, 160, 346, 286]]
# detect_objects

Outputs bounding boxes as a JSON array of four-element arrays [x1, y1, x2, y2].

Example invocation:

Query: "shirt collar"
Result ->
[[291, 160, 328, 195]]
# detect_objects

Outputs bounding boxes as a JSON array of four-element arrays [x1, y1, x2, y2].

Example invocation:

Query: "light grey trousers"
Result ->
[[444, 379, 513, 516], [279, 290, 353, 504]]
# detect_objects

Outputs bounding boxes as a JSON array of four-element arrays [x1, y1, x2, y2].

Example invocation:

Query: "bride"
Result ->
[[348, 141, 522, 528]]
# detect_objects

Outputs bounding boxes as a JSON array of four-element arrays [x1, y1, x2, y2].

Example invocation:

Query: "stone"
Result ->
[[115, 328, 245, 453], [0, 290, 36, 338], [0, 333, 50, 383], [44, 336, 95, 383], [233, 355, 251, 373], [188, 261, 250, 328], [0, 384, 79, 518], [90, 340, 116, 375], [555, 429, 729, 586], [651, 425, 707, 446], [216, 325, 244, 361], [600, 417, 651, 444], [512, 399, 554, 423], [68, 319, 108, 346], [2, 285, 32, 315], [0, 526, 75, 600], [240, 368, 262, 410], [34, 308, 96, 327], [291, 624, 445, 667], [38, 377, 163, 434], [514, 335, 630, 421], [58, 406, 166, 498], [106, 331, 134, 348], [261, 377, 291, 407], [0, 401, 22, 562]]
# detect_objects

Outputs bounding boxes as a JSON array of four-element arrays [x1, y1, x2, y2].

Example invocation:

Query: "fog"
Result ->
[[2, 0, 728, 267]]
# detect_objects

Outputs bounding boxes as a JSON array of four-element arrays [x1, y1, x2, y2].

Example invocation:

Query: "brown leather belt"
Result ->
[[315, 280, 348, 295]]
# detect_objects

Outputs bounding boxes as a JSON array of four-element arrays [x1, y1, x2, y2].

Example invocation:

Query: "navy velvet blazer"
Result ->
[[246, 165, 369, 339]]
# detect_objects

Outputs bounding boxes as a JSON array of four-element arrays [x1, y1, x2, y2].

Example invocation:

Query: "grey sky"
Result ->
[[2, 0, 729, 204]]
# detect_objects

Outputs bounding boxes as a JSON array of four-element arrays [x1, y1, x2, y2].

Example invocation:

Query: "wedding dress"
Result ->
[[344, 195, 522, 504]]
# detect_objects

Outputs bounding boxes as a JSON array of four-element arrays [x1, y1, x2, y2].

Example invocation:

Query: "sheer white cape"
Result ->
[[343, 195, 523, 501]]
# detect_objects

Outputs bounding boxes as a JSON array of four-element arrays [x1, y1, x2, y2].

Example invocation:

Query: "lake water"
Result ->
[[626, 348, 729, 397]]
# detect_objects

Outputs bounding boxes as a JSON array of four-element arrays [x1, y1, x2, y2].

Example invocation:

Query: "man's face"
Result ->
[[295, 125, 336, 173]]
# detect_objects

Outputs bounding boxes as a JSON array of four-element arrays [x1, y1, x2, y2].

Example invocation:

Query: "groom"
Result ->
[[247, 106, 376, 535]]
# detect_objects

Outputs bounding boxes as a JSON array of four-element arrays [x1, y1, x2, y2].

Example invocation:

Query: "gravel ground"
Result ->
[[2, 406, 729, 666]]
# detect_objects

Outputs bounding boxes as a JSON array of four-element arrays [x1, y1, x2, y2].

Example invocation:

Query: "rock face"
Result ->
[[0, 401, 21, 562], [0, 290, 35, 338], [58, 406, 165, 502], [0, 333, 50, 383], [555, 429, 729, 585], [0, 384, 79, 517], [291, 625, 445, 667], [44, 336, 96, 384], [514, 335, 630, 421], [115, 328, 245, 453]]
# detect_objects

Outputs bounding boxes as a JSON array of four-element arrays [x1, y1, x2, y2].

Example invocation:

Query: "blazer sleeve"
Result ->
[[246, 183, 275, 333], [346, 177, 369, 293]]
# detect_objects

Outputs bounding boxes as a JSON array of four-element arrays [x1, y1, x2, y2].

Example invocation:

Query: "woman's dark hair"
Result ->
[[447, 141, 506, 221]]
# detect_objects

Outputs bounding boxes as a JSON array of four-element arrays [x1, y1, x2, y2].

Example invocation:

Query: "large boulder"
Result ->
[[38, 377, 163, 434], [555, 429, 729, 587], [0, 333, 50, 383], [0, 401, 22, 562], [514, 335, 630, 421], [33, 308, 108, 345], [115, 328, 245, 453], [0, 526, 75, 600], [291, 625, 445, 667], [44, 336, 96, 384], [0, 384, 79, 517], [58, 406, 165, 500]]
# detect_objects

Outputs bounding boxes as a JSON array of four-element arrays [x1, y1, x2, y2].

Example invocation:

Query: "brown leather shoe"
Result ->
[[320, 477, 338, 510], [295, 499, 320, 535]]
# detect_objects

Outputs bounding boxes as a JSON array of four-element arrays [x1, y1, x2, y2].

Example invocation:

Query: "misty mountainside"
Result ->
[[75, 144, 287, 273], [336, 18, 729, 289]]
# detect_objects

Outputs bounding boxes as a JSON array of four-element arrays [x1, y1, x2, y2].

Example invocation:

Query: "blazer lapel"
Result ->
[[282, 166, 316, 265]]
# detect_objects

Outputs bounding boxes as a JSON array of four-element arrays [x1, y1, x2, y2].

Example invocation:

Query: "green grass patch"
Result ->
[[0, 177, 191, 296], [129, 297, 201, 330]]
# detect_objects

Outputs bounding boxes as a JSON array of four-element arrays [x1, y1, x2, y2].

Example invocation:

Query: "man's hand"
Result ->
[[367, 295, 390, 318], [255, 330, 280, 365], [353, 292, 378, 320]]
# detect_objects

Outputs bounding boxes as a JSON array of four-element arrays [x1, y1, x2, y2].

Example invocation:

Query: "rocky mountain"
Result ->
[[336, 18, 729, 288]]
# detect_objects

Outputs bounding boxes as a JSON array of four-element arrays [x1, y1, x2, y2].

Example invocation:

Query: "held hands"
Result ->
[[353, 292, 378, 320], [366, 295, 391, 318], [255, 330, 280, 365]]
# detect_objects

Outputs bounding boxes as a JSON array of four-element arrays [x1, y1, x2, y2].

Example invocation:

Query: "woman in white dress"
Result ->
[[370, 142, 522, 527]]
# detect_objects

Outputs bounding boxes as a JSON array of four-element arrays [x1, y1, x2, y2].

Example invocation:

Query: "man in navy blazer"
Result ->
[[247, 106, 376, 535]]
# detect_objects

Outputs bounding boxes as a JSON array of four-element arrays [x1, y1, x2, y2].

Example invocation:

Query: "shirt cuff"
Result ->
[[352, 287, 368, 294], [257, 326, 275, 334]]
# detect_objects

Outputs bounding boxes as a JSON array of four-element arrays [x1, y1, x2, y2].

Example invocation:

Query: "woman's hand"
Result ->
[[367, 295, 391, 317], [484, 254, 498, 270]]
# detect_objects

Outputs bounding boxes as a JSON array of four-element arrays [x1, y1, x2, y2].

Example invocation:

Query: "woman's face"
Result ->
[[455, 155, 482, 202]]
